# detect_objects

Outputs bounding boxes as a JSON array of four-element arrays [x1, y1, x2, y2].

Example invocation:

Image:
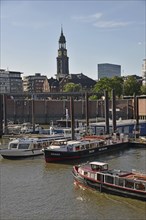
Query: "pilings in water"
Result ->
[[112, 89, 116, 133], [134, 95, 139, 138], [85, 92, 89, 133], [70, 96, 75, 140], [32, 95, 35, 133], [70, 92, 89, 139], [104, 90, 109, 134]]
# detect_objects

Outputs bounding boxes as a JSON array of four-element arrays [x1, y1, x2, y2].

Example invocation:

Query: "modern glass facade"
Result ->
[[98, 63, 121, 80]]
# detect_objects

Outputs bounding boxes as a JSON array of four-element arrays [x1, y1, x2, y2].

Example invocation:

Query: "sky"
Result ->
[[1, 0, 145, 80]]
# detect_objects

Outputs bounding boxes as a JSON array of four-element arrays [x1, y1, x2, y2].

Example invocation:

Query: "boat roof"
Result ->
[[90, 119, 146, 127], [9, 136, 60, 144], [52, 139, 68, 142], [89, 161, 108, 166], [63, 127, 85, 131]]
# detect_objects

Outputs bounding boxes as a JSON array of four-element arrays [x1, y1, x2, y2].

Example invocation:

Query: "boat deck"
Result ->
[[125, 173, 146, 181], [82, 166, 146, 182]]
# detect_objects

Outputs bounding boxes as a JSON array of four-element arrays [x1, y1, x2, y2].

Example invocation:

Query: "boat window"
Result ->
[[97, 174, 104, 182], [10, 143, 18, 149], [42, 142, 48, 148], [80, 145, 85, 150], [97, 174, 101, 181], [75, 146, 80, 151], [90, 143, 95, 148], [125, 180, 134, 189], [86, 144, 90, 149], [18, 144, 30, 149], [33, 144, 38, 149], [99, 141, 104, 147], [135, 182, 146, 191], [115, 177, 119, 185], [105, 175, 114, 184], [52, 141, 67, 146], [91, 165, 99, 171], [90, 173, 95, 179], [118, 178, 125, 187], [37, 143, 43, 149], [84, 171, 88, 176], [67, 145, 73, 151]]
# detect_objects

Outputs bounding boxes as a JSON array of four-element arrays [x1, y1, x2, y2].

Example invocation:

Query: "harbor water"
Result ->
[[0, 139, 146, 220]]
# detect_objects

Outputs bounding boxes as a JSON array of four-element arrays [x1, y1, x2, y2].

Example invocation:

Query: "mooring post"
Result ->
[[104, 90, 109, 134], [134, 95, 139, 138], [112, 89, 116, 133], [70, 96, 75, 140], [32, 94, 35, 133], [85, 92, 89, 134]]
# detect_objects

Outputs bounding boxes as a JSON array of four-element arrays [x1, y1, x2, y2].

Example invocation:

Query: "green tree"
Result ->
[[111, 76, 124, 98], [123, 76, 141, 96], [92, 77, 112, 96], [141, 84, 146, 95], [91, 77, 124, 99], [63, 83, 82, 92]]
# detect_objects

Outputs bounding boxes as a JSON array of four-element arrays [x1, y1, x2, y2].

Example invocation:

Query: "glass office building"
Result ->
[[98, 63, 121, 80]]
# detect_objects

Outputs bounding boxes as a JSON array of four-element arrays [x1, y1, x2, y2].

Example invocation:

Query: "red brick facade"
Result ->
[[5, 97, 146, 124]]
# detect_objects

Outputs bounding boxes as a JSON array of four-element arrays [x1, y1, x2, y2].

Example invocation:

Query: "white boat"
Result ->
[[0, 134, 67, 160]]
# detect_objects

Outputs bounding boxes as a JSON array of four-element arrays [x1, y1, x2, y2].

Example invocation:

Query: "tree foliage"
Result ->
[[63, 83, 82, 92], [141, 84, 146, 95], [110, 76, 124, 98], [63, 77, 145, 98], [92, 76, 124, 99], [123, 76, 141, 96]]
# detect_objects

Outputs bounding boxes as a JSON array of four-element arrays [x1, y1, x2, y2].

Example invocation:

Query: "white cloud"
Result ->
[[138, 42, 142, 45], [93, 21, 130, 28], [72, 12, 130, 29], [72, 13, 102, 23]]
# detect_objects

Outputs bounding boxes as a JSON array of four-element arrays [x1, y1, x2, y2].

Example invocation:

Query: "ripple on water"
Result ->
[[0, 146, 146, 220]]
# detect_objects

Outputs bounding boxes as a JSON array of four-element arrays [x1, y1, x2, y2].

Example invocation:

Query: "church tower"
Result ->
[[56, 27, 69, 81]]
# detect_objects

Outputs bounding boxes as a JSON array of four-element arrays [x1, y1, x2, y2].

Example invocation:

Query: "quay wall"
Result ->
[[5, 99, 134, 124]]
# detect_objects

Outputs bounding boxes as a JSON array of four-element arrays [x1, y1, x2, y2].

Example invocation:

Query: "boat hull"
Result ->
[[0, 149, 43, 160], [72, 170, 146, 202], [44, 142, 129, 163]]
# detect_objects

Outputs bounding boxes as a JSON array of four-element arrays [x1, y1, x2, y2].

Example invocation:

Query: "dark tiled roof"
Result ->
[[60, 73, 96, 89]]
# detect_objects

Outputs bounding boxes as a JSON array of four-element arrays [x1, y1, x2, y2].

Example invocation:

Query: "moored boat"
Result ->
[[43, 133, 129, 163], [0, 134, 67, 160], [72, 161, 146, 201]]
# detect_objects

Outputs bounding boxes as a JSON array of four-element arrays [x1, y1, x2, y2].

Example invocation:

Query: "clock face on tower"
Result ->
[[63, 51, 67, 56], [58, 51, 62, 56]]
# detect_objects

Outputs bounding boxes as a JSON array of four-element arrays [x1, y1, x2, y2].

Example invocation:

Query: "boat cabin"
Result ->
[[90, 162, 109, 171], [77, 161, 146, 192], [8, 139, 32, 150], [8, 138, 52, 150], [50, 139, 68, 146]]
